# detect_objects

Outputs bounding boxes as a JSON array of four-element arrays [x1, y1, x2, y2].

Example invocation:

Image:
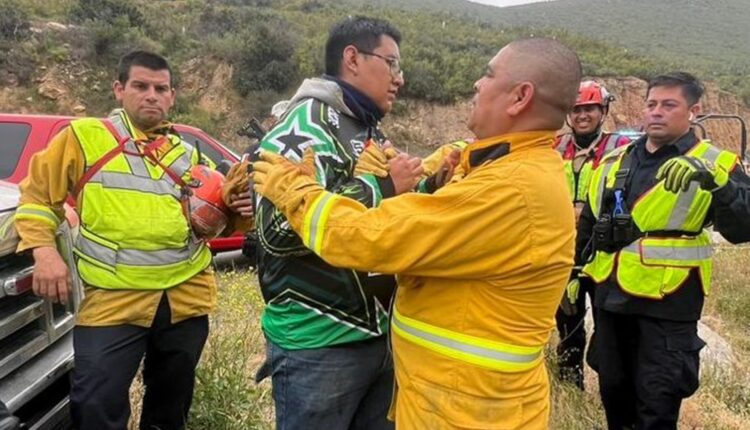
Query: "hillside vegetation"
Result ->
[[348, 0, 750, 103], [1, 0, 669, 129]]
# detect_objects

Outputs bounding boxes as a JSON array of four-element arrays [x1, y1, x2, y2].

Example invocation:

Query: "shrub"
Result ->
[[0, 0, 31, 41], [70, 0, 144, 27], [231, 21, 299, 96]]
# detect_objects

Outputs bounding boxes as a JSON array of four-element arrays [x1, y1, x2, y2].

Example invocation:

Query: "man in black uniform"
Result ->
[[578, 72, 750, 429]]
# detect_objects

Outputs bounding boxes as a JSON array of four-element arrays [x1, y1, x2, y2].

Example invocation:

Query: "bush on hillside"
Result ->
[[70, 0, 144, 27], [0, 0, 31, 41], [231, 21, 299, 96], [84, 16, 161, 64]]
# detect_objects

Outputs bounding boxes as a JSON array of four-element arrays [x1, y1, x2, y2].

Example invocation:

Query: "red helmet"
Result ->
[[188, 165, 229, 239], [575, 80, 614, 108]]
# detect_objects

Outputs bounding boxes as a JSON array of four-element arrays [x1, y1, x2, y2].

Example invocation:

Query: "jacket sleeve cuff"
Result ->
[[376, 175, 396, 199], [712, 177, 738, 206]]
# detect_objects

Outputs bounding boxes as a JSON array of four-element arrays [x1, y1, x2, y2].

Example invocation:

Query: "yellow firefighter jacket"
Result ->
[[264, 130, 575, 429]]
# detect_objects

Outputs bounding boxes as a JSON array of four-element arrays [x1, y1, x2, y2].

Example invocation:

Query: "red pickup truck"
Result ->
[[0, 114, 245, 253]]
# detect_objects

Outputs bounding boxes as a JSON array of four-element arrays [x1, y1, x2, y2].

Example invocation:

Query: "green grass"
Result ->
[[189, 270, 273, 429], [138, 246, 750, 429]]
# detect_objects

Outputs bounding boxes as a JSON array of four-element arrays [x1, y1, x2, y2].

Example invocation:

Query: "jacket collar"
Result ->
[[461, 130, 557, 173], [633, 129, 699, 157], [112, 108, 174, 140]]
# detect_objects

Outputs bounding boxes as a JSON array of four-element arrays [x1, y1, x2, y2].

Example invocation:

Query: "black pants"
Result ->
[[593, 309, 704, 430], [555, 276, 596, 389], [70, 294, 209, 430]]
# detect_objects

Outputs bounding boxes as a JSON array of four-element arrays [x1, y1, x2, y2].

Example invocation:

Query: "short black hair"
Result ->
[[117, 50, 173, 86], [647, 72, 704, 105], [324, 16, 401, 76]]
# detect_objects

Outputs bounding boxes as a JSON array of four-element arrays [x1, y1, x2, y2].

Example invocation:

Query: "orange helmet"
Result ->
[[188, 165, 229, 239], [575, 80, 614, 108]]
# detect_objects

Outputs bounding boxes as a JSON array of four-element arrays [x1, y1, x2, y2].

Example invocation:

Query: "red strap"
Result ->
[[72, 120, 128, 199], [73, 120, 192, 200], [135, 136, 190, 189]]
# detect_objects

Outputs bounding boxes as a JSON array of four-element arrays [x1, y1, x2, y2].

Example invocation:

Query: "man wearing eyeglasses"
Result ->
[[252, 16, 423, 430]]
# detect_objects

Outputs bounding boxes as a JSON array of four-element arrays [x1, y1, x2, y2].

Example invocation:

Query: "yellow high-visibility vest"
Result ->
[[583, 140, 738, 298], [69, 113, 211, 290]]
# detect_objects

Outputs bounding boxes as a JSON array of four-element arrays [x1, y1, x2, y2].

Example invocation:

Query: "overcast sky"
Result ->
[[467, 0, 558, 7]]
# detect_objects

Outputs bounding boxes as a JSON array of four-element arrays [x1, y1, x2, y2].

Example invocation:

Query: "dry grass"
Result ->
[[124, 246, 750, 429]]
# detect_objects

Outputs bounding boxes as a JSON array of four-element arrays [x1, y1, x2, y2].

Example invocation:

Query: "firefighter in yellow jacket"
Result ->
[[251, 38, 582, 429], [15, 51, 252, 430]]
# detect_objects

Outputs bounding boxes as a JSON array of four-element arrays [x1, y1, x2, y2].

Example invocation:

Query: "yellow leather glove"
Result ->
[[421, 140, 468, 178], [354, 143, 399, 178], [251, 149, 322, 217], [559, 278, 581, 317], [221, 160, 250, 207], [655, 156, 729, 193]]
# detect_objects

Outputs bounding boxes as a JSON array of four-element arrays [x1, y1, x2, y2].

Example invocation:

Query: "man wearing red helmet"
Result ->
[[554, 80, 630, 389], [14, 51, 252, 430]]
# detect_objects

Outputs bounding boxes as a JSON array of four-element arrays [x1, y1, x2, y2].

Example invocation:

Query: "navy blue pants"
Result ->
[[258, 336, 394, 430], [593, 309, 705, 430], [70, 294, 208, 430]]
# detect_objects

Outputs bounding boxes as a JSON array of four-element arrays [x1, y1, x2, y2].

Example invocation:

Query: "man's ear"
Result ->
[[112, 80, 124, 102], [341, 45, 359, 76], [507, 81, 534, 116], [689, 103, 701, 122]]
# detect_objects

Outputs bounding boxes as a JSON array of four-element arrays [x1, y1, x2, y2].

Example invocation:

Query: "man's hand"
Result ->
[[559, 277, 580, 317], [32, 246, 70, 304], [228, 190, 254, 218], [655, 156, 729, 193], [434, 148, 462, 188], [389, 153, 424, 195]]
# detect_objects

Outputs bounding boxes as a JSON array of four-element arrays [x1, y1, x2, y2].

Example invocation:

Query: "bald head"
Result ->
[[468, 38, 582, 138], [506, 38, 582, 126]]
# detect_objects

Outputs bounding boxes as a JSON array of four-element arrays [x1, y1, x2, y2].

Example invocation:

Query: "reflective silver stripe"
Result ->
[[603, 134, 618, 153], [165, 152, 192, 184], [164, 141, 194, 183], [110, 114, 151, 177], [702, 144, 722, 164], [124, 147, 150, 177], [593, 161, 616, 214], [307, 193, 335, 250], [77, 233, 198, 267], [392, 312, 541, 364], [621, 242, 639, 253], [89, 171, 180, 198], [76, 233, 117, 267], [665, 182, 700, 230], [118, 246, 195, 266], [621, 240, 712, 261], [641, 244, 713, 261], [109, 113, 131, 138]]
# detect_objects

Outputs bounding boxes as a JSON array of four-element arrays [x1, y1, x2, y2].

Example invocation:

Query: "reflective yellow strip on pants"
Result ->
[[392, 307, 543, 373]]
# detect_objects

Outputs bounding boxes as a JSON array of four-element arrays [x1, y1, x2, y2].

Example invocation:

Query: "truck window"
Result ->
[[178, 131, 225, 166], [0, 123, 31, 180]]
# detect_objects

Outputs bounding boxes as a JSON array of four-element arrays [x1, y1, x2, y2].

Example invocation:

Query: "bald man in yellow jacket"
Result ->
[[252, 38, 582, 430]]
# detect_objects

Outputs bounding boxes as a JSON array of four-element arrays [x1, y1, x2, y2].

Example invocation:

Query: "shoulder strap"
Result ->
[[612, 145, 634, 191], [72, 120, 127, 199]]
